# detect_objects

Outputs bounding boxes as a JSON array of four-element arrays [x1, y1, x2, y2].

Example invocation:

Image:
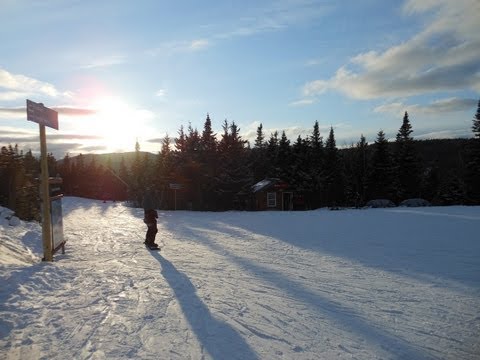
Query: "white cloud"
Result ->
[[218, 0, 331, 40], [416, 128, 472, 139], [374, 97, 477, 115], [300, 0, 480, 100], [0, 68, 72, 101], [289, 98, 315, 107], [0, 91, 30, 102], [147, 38, 211, 57], [80, 55, 127, 69], [189, 39, 210, 51], [148, 1, 330, 57], [155, 89, 167, 98], [0, 68, 60, 99], [305, 58, 324, 67]]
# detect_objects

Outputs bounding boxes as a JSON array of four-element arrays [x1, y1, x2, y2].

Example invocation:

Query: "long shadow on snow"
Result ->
[[162, 217, 436, 360], [203, 209, 480, 289], [149, 251, 259, 360]]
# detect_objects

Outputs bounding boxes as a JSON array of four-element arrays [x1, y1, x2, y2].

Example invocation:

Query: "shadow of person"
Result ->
[[151, 252, 258, 360]]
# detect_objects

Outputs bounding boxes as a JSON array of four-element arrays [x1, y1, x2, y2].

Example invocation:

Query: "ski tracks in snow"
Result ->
[[1, 199, 479, 359]]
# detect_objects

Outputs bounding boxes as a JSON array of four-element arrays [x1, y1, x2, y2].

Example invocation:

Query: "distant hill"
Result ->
[[57, 152, 157, 172]]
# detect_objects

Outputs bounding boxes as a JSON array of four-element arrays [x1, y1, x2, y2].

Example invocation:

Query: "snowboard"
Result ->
[[145, 243, 161, 251]]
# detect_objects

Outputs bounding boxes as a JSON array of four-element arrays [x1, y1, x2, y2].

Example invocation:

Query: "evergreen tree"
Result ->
[[23, 149, 39, 175], [266, 131, 279, 177], [173, 124, 199, 209], [277, 131, 293, 182], [435, 172, 466, 205], [200, 114, 217, 153], [47, 153, 57, 177], [186, 123, 201, 155], [368, 130, 395, 200], [58, 153, 72, 194], [216, 120, 252, 210], [465, 99, 480, 204], [156, 134, 175, 208], [309, 120, 324, 208], [421, 161, 440, 202], [254, 123, 266, 149], [143, 152, 152, 186], [118, 156, 130, 198], [323, 127, 345, 207], [199, 114, 218, 209], [175, 125, 187, 153], [75, 154, 86, 196], [355, 135, 368, 204], [473, 99, 480, 138], [106, 155, 113, 171], [0, 145, 39, 220], [86, 156, 99, 197], [395, 111, 421, 200], [291, 135, 312, 208], [251, 123, 268, 181], [130, 140, 144, 206], [310, 121, 323, 152]]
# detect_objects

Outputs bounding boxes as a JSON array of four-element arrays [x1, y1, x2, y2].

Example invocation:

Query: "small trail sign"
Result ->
[[169, 183, 182, 210], [27, 99, 59, 130]]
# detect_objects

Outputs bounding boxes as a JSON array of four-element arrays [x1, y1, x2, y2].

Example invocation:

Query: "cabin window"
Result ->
[[267, 192, 276, 207]]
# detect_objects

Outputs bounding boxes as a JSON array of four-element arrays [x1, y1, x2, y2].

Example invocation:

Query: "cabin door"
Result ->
[[282, 192, 293, 211]]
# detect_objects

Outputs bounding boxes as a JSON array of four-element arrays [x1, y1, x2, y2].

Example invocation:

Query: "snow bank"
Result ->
[[0, 206, 41, 266]]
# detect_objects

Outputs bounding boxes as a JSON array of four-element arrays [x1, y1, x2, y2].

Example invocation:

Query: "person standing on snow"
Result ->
[[143, 187, 159, 249]]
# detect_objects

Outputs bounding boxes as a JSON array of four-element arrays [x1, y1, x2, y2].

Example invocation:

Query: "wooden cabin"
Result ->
[[248, 178, 294, 211]]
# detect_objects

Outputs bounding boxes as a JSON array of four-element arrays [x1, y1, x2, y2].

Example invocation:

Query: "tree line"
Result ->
[[1, 100, 480, 218], [60, 103, 480, 210]]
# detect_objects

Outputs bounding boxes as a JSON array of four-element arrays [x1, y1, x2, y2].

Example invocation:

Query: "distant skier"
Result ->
[[143, 187, 159, 249]]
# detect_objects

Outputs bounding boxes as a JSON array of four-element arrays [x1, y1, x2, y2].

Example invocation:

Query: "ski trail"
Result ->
[[159, 210, 479, 360], [2, 199, 478, 359]]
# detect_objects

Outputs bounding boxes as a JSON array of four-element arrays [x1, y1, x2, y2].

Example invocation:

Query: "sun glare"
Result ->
[[91, 96, 152, 152]]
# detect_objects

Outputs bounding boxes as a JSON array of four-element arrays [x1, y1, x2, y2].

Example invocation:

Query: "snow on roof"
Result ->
[[251, 178, 280, 193]]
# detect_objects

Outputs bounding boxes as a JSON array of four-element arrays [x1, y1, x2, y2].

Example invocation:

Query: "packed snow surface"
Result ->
[[1, 197, 479, 359]]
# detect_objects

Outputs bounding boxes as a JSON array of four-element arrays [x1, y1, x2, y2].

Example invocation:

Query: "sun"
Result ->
[[92, 96, 152, 152]]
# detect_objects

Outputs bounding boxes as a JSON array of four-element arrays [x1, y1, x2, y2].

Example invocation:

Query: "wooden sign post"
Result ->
[[169, 183, 182, 210], [39, 124, 52, 261], [26, 99, 58, 261]]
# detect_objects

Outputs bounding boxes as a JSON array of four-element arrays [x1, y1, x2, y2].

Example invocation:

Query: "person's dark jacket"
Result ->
[[143, 190, 155, 211], [143, 190, 158, 225]]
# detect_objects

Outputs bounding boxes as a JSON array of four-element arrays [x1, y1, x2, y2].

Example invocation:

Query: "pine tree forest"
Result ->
[[2, 103, 480, 218]]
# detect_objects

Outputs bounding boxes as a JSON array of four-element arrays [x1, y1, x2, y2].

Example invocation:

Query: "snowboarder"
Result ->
[[143, 187, 159, 249]]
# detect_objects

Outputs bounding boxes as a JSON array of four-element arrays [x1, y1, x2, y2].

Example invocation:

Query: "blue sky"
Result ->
[[1, 0, 479, 158]]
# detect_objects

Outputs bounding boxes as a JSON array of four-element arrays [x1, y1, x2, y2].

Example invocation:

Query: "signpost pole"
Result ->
[[169, 183, 182, 210], [39, 124, 53, 261]]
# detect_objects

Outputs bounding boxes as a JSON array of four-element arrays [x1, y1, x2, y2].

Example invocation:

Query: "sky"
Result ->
[[0, 0, 479, 158]]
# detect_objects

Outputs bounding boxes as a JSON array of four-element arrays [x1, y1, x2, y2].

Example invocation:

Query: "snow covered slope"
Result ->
[[1, 197, 479, 359]]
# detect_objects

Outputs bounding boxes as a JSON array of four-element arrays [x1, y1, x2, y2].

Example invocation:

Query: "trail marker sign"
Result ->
[[169, 183, 182, 210], [26, 99, 60, 261], [169, 183, 182, 190], [26, 99, 58, 130]]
